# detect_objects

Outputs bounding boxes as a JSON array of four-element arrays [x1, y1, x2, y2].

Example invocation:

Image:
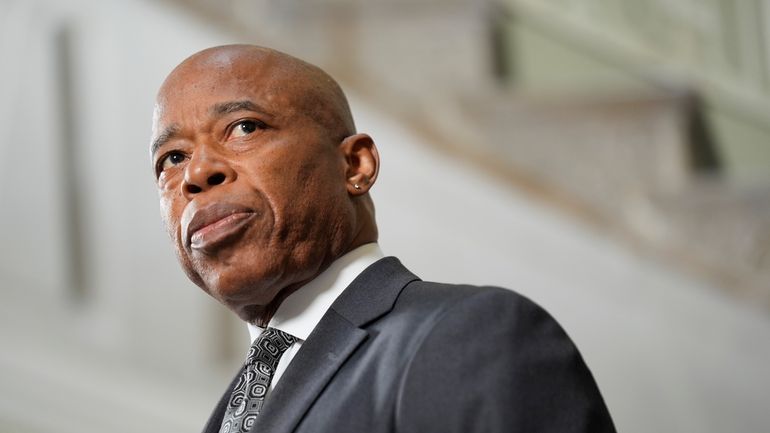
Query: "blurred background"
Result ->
[[1, 0, 769, 432]]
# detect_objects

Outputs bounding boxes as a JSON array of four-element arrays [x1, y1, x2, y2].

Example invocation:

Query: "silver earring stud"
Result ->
[[354, 183, 361, 190]]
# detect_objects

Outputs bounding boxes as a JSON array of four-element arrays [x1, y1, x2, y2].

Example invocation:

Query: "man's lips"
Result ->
[[183, 203, 256, 252]]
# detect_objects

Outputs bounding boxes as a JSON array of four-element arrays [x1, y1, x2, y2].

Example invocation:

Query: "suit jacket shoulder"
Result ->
[[392, 281, 615, 432]]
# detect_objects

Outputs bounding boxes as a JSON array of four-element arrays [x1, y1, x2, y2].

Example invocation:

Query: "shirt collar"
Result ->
[[247, 243, 384, 343]]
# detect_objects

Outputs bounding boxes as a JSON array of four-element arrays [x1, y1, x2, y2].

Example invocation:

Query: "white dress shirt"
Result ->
[[246, 242, 384, 395]]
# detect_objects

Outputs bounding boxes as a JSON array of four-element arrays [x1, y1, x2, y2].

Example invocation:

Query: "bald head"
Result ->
[[151, 45, 379, 325]]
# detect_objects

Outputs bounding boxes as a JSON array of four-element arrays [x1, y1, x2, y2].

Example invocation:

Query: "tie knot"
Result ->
[[246, 327, 295, 364]]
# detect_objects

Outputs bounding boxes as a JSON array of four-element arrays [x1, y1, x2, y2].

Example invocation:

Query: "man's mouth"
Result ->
[[184, 203, 256, 253]]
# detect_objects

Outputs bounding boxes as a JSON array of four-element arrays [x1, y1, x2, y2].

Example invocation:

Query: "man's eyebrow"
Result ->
[[150, 125, 180, 157], [211, 100, 271, 116]]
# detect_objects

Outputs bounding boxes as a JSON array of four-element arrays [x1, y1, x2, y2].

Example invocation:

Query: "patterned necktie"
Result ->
[[219, 327, 296, 433]]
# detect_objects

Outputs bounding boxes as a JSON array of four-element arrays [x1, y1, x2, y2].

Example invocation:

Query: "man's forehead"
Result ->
[[154, 86, 296, 130], [160, 67, 261, 104]]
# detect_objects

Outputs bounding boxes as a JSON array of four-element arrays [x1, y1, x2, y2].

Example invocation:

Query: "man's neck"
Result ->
[[247, 242, 384, 343]]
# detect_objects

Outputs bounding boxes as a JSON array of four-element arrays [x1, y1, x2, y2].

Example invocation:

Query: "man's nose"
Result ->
[[181, 147, 236, 198]]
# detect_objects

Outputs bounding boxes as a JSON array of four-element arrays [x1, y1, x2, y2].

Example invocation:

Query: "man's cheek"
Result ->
[[158, 197, 181, 241]]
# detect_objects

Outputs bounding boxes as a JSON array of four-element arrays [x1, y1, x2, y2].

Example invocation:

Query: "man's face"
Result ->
[[151, 52, 356, 321]]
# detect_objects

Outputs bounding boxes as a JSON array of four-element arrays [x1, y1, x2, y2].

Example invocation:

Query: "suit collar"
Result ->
[[330, 256, 420, 327], [250, 257, 419, 433]]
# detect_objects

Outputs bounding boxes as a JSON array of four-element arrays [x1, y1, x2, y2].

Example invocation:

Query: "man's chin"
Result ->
[[232, 303, 271, 324], [198, 273, 281, 313]]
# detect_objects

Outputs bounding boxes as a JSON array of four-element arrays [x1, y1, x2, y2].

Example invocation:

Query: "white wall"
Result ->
[[1, 1, 769, 432]]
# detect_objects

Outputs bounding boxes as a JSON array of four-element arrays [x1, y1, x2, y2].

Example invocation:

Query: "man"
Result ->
[[151, 44, 616, 433]]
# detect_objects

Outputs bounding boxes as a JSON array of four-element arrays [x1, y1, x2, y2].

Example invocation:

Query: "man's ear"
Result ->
[[341, 133, 379, 195]]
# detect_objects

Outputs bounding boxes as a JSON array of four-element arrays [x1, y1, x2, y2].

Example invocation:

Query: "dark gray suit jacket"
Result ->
[[203, 257, 616, 433]]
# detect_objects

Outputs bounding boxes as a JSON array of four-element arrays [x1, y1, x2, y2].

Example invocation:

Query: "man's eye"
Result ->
[[159, 151, 186, 172], [229, 119, 266, 139]]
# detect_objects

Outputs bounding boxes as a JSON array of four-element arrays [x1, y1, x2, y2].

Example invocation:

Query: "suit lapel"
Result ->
[[251, 257, 420, 433], [253, 310, 367, 433]]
